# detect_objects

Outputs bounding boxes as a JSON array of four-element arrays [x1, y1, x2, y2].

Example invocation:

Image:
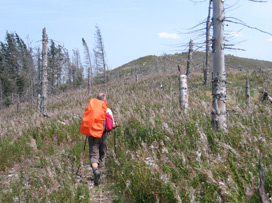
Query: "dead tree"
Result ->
[[245, 75, 250, 106], [204, 0, 212, 85], [40, 28, 48, 116], [211, 0, 227, 130], [82, 38, 92, 96], [134, 67, 138, 82], [94, 25, 107, 88], [258, 154, 269, 203], [186, 40, 193, 78], [37, 94, 41, 112], [16, 94, 20, 113], [261, 91, 272, 103], [179, 74, 188, 111]]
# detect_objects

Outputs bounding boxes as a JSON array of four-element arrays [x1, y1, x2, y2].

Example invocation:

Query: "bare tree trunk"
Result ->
[[16, 94, 20, 113], [204, 0, 212, 85], [82, 38, 92, 96], [179, 74, 188, 111], [211, 0, 227, 130], [94, 25, 107, 90], [258, 154, 269, 203], [37, 94, 41, 112], [186, 40, 193, 78], [134, 67, 138, 83], [245, 75, 250, 106], [40, 28, 48, 116], [37, 47, 42, 83]]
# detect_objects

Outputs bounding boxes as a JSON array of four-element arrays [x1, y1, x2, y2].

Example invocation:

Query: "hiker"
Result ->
[[80, 93, 118, 185]]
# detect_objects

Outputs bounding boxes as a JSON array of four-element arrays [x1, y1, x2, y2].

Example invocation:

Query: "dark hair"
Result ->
[[97, 93, 106, 101]]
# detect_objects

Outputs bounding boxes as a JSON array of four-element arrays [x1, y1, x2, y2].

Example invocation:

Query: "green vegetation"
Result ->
[[1, 54, 272, 202]]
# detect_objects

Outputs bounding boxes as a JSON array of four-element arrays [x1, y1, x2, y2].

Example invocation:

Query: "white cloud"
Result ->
[[269, 37, 272, 42], [158, 32, 180, 39]]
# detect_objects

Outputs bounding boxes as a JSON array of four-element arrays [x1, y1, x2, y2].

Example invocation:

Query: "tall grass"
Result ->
[[1, 67, 272, 202]]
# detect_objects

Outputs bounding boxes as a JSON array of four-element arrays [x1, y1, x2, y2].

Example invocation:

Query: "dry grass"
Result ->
[[1, 66, 272, 202]]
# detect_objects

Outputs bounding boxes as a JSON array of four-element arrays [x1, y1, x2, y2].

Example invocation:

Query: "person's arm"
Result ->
[[107, 108, 118, 128]]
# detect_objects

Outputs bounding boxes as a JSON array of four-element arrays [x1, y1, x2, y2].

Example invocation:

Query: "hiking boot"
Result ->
[[93, 168, 101, 186]]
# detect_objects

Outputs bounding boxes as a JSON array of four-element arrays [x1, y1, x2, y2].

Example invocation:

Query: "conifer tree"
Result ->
[[94, 25, 107, 86]]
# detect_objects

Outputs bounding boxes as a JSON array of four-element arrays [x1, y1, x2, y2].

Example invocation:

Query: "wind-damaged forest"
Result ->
[[1, 43, 272, 202], [0, 31, 84, 108], [1, 0, 272, 202]]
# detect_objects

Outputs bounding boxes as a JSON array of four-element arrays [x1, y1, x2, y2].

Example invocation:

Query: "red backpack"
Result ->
[[104, 113, 113, 132]]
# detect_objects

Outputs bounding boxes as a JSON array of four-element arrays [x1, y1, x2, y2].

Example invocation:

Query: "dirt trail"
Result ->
[[79, 165, 119, 203]]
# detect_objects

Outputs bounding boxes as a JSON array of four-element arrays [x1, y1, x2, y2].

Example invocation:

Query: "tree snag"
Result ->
[[258, 154, 269, 203], [245, 75, 250, 106], [204, 0, 212, 85], [179, 74, 188, 111], [211, 0, 227, 130], [186, 40, 193, 78], [40, 28, 48, 117]]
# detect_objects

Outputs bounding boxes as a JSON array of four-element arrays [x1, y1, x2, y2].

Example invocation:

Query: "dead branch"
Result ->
[[225, 17, 272, 36], [248, 0, 267, 2]]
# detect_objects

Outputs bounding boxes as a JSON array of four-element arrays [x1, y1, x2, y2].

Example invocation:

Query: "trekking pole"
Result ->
[[114, 127, 117, 154], [83, 136, 87, 151]]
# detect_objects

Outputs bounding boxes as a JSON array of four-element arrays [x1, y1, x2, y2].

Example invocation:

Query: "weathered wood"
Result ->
[[245, 75, 250, 106], [211, 0, 227, 130], [204, 0, 212, 85], [82, 38, 92, 96], [37, 94, 41, 112], [40, 28, 48, 116], [186, 40, 193, 78], [134, 67, 138, 82], [179, 74, 188, 111], [261, 91, 272, 103], [258, 154, 269, 203]]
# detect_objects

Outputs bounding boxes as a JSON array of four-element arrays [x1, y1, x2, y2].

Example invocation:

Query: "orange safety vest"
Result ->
[[80, 98, 108, 138]]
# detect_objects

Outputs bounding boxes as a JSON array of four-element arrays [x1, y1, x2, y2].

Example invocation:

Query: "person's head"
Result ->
[[97, 93, 106, 101]]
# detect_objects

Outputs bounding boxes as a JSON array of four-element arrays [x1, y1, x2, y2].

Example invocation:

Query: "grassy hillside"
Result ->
[[1, 54, 272, 202], [109, 52, 272, 81]]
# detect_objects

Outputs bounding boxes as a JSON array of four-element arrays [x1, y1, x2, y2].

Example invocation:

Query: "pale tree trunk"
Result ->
[[134, 67, 138, 82], [94, 26, 107, 90], [245, 75, 250, 106], [82, 38, 92, 96], [37, 94, 41, 112], [88, 67, 92, 95], [211, 0, 227, 130], [179, 74, 188, 111], [37, 47, 42, 83], [186, 40, 193, 78], [258, 154, 269, 203], [204, 0, 212, 85], [40, 28, 48, 116], [101, 45, 107, 90]]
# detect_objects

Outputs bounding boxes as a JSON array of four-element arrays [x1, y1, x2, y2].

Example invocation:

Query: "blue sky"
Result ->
[[1, 0, 272, 69]]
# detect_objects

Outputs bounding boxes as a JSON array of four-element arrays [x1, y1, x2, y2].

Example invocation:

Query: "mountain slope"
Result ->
[[1, 53, 272, 202]]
